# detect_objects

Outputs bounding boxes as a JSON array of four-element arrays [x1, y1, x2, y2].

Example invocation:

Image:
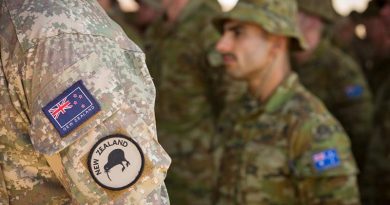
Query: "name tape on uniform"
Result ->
[[42, 80, 101, 137]]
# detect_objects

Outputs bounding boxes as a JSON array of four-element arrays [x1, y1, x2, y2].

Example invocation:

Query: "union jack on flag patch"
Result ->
[[312, 149, 340, 171], [49, 97, 73, 119], [42, 80, 101, 137]]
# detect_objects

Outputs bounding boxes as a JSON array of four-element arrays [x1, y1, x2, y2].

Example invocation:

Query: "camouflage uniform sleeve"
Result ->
[[146, 183, 170, 205], [327, 49, 374, 169], [28, 34, 171, 204], [0, 165, 9, 205], [363, 80, 390, 203], [289, 112, 361, 205], [0, 63, 9, 205]]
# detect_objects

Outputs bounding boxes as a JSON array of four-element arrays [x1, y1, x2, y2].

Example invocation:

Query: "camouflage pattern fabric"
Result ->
[[0, 0, 171, 204], [212, 0, 308, 50], [144, 1, 225, 204], [363, 78, 390, 205], [292, 39, 374, 171], [106, 8, 143, 47], [0, 165, 8, 204], [214, 73, 361, 205], [297, 0, 339, 22]]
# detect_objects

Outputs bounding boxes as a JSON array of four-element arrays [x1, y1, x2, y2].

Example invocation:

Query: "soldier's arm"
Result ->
[[296, 175, 360, 205], [0, 165, 9, 205], [0, 57, 9, 205], [28, 35, 171, 204], [328, 48, 374, 169], [146, 183, 170, 205], [290, 114, 361, 205]]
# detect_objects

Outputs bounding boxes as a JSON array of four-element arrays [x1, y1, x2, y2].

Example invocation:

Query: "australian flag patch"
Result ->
[[42, 80, 101, 137], [312, 149, 340, 171], [345, 85, 364, 99]]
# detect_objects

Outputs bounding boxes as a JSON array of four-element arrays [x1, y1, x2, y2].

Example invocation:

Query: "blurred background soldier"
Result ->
[[0, 0, 171, 204], [354, 1, 389, 95], [364, 78, 390, 205], [331, 1, 389, 203], [131, 0, 163, 36], [344, 1, 390, 204], [212, 0, 360, 204], [333, 0, 389, 96], [98, 0, 144, 45], [293, 0, 374, 175], [98, 0, 162, 47], [144, 0, 225, 204]]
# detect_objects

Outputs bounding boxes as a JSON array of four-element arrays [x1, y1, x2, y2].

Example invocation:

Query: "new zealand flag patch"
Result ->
[[312, 149, 340, 171], [42, 80, 101, 137]]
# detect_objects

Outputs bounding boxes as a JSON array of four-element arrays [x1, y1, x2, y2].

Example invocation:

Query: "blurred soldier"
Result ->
[[131, 0, 163, 35], [333, 0, 389, 95], [355, 1, 389, 94], [144, 0, 225, 204], [98, 0, 144, 45], [293, 0, 374, 172], [212, 0, 361, 204], [0, 0, 171, 204], [364, 79, 390, 205], [359, 2, 390, 204]]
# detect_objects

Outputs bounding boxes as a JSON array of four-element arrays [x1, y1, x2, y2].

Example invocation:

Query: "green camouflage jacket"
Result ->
[[364, 78, 390, 205], [144, 1, 224, 204], [0, 0, 171, 204], [292, 38, 374, 170], [214, 73, 361, 205]]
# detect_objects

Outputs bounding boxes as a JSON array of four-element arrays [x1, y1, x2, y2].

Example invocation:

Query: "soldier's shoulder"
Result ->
[[5, 0, 140, 52], [282, 80, 330, 119], [318, 40, 361, 71], [283, 80, 350, 143], [288, 94, 358, 177]]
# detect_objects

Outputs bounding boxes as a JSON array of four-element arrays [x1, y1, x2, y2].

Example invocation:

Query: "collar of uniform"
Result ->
[[263, 72, 299, 113], [243, 72, 299, 116]]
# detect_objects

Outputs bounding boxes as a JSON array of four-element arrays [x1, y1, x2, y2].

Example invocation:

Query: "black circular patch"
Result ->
[[87, 134, 144, 190]]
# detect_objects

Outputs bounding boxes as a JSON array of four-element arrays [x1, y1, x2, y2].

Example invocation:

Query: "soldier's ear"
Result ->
[[270, 36, 288, 53], [268, 36, 282, 55]]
